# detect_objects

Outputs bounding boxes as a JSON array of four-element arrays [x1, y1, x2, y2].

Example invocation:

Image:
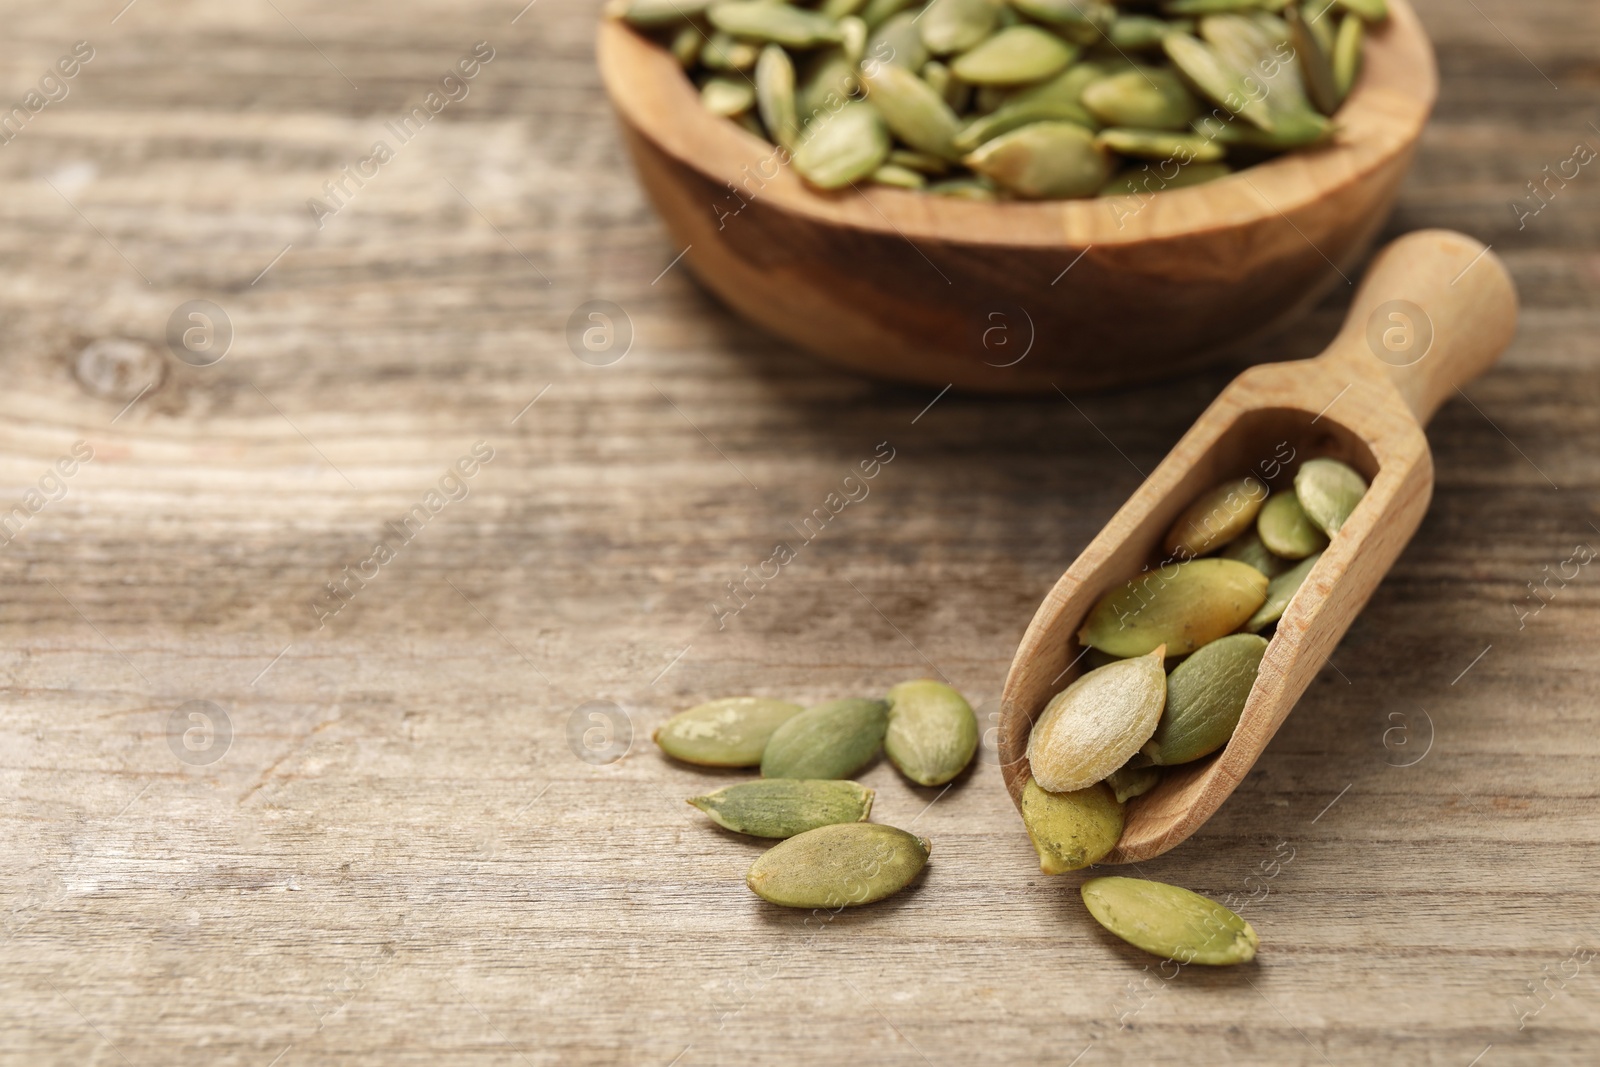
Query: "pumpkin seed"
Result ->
[[1256, 490, 1328, 559], [1163, 32, 1276, 131], [1082, 67, 1199, 131], [1294, 457, 1368, 537], [1191, 111, 1332, 150], [1332, 13, 1363, 100], [861, 0, 917, 29], [1106, 762, 1163, 803], [1338, 0, 1388, 22], [964, 120, 1113, 198], [949, 26, 1078, 87], [1011, 0, 1116, 43], [1108, 15, 1184, 51], [747, 822, 930, 907], [884, 679, 979, 786], [1021, 778, 1124, 874], [952, 64, 1101, 153], [700, 78, 755, 118], [791, 101, 892, 188], [1099, 160, 1231, 195], [756, 45, 801, 149], [921, 60, 969, 113], [1143, 633, 1266, 765], [1161, 476, 1268, 560], [1219, 527, 1291, 578], [1096, 127, 1227, 164], [760, 696, 890, 778], [701, 32, 761, 72], [607, 0, 714, 28], [926, 176, 999, 199], [1027, 647, 1167, 792], [919, 0, 1000, 56], [796, 51, 861, 120], [866, 11, 930, 73], [1243, 549, 1321, 632], [689, 779, 875, 838], [840, 16, 869, 64], [821, 0, 870, 18], [655, 696, 805, 767], [1081, 876, 1258, 964], [1079, 558, 1268, 658], [1200, 12, 1322, 134], [872, 162, 928, 187], [1286, 5, 1340, 115], [1163, 0, 1270, 13], [888, 147, 951, 173], [861, 63, 964, 160], [708, 2, 844, 48], [670, 25, 703, 68]]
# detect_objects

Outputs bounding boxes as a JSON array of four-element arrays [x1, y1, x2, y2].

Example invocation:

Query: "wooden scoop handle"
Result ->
[[1320, 229, 1519, 425]]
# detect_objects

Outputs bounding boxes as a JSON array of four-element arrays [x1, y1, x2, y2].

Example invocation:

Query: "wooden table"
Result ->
[[2, 2, 1596, 1064]]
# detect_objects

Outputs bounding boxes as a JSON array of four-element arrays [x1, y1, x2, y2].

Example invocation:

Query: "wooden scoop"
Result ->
[[998, 230, 1519, 863]]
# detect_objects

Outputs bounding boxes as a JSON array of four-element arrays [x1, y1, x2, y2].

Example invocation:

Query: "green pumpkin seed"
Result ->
[[702, 77, 757, 117], [1200, 12, 1320, 131], [922, 60, 972, 111], [821, 0, 869, 18], [1294, 457, 1368, 537], [1285, 5, 1340, 114], [606, 0, 715, 28], [888, 147, 951, 174], [1256, 490, 1328, 560], [1244, 549, 1321, 632], [1143, 633, 1266, 765], [1021, 778, 1124, 874], [756, 45, 801, 149], [1082, 67, 1199, 131], [926, 176, 999, 199], [655, 696, 805, 766], [1160, 477, 1268, 560], [952, 65, 1101, 152], [1162, 0, 1270, 13], [1191, 111, 1332, 150], [1106, 762, 1163, 803], [1027, 647, 1167, 792], [796, 50, 861, 120], [1099, 160, 1231, 195], [861, 63, 964, 160], [949, 26, 1077, 86], [1096, 127, 1226, 164], [1108, 15, 1184, 51], [701, 32, 761, 72], [1163, 32, 1276, 131], [861, 0, 917, 28], [840, 16, 869, 64], [1079, 558, 1268, 658], [884, 679, 979, 786], [747, 823, 930, 907], [1011, 0, 1116, 43], [760, 696, 889, 778], [708, 2, 844, 48], [1082, 876, 1259, 964], [1332, 13, 1363, 100], [964, 120, 1112, 198], [919, 0, 1000, 56], [872, 162, 928, 188], [865, 11, 930, 73], [670, 25, 704, 68], [1303, 0, 1339, 50], [689, 779, 875, 838], [1219, 527, 1291, 578], [792, 101, 892, 188], [1338, 0, 1388, 22]]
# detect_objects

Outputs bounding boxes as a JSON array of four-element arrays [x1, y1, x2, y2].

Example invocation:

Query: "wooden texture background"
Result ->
[[0, 1, 1596, 1064]]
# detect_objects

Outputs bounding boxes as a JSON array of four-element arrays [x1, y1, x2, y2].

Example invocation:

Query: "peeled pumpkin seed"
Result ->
[[1106, 762, 1163, 803], [1286, 5, 1340, 114], [701, 32, 761, 72], [760, 696, 889, 779], [688, 779, 875, 838], [921, 61, 965, 113], [964, 121, 1113, 199], [607, 0, 715, 28], [1164, 0, 1272, 13], [791, 102, 892, 189], [927, 176, 998, 199], [670, 25, 703, 68], [1011, 0, 1116, 42], [1244, 549, 1321, 632], [1256, 490, 1328, 559], [796, 51, 861, 119], [756, 45, 800, 150], [1294, 457, 1368, 537], [1100, 160, 1230, 195], [866, 11, 930, 73], [1108, 15, 1184, 51], [1027, 647, 1167, 793], [1082, 67, 1199, 132], [888, 147, 951, 174], [1022, 778, 1124, 873], [1161, 476, 1268, 560], [952, 64, 1102, 153], [918, 0, 1000, 56], [1078, 559, 1268, 658], [839, 15, 869, 64], [655, 696, 805, 767], [1143, 633, 1266, 765], [708, 2, 843, 48], [884, 679, 979, 786], [1332, 13, 1363, 98], [1095, 127, 1227, 164], [1082, 876, 1258, 965], [949, 26, 1077, 87], [861, 63, 964, 161], [1219, 527, 1291, 578], [873, 162, 927, 188], [1163, 32, 1276, 131], [822, 0, 869, 17], [747, 822, 930, 907], [1192, 111, 1332, 151], [861, 0, 917, 28], [1338, 0, 1387, 21]]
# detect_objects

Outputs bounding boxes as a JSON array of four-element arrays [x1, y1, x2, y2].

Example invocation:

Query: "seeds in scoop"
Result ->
[[1082, 67, 1199, 131], [1219, 527, 1291, 578], [688, 779, 875, 838], [1021, 778, 1124, 873], [918, 0, 1000, 56], [655, 696, 805, 767], [1162, 32, 1276, 131], [1027, 648, 1167, 792], [1294, 457, 1368, 537], [701, 77, 756, 117], [1106, 762, 1163, 803], [746, 823, 930, 907], [1332, 13, 1364, 98], [1256, 490, 1328, 559], [1081, 876, 1259, 965], [964, 121, 1113, 199], [1243, 549, 1321, 632], [1095, 127, 1227, 164], [708, 2, 844, 48], [792, 102, 892, 189], [884, 679, 979, 786], [1161, 476, 1268, 560], [1143, 633, 1267, 765], [761, 696, 890, 779], [860, 63, 964, 161], [1078, 558, 1268, 658], [949, 26, 1078, 86], [756, 45, 800, 150]]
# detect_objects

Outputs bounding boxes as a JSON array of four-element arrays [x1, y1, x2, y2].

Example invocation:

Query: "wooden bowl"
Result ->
[[596, 6, 1438, 393]]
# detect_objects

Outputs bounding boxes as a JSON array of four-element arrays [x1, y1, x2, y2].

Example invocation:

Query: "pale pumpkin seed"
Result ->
[[701, 32, 761, 72], [607, 0, 715, 28], [1082, 876, 1258, 964], [949, 26, 1077, 87], [1191, 111, 1332, 150], [747, 822, 930, 907], [655, 696, 805, 767], [1108, 15, 1184, 51], [1243, 549, 1321, 632], [861, 0, 918, 29], [872, 162, 928, 188], [1027, 647, 1167, 792], [1021, 777, 1124, 874], [1099, 160, 1231, 195], [708, 2, 844, 48], [1256, 490, 1328, 560], [1082, 67, 1200, 132], [1163, 0, 1271, 13], [926, 176, 999, 199], [702, 78, 756, 117], [756, 45, 801, 149], [821, 0, 870, 18], [670, 25, 703, 68], [1079, 558, 1268, 658], [1219, 527, 1291, 578], [861, 63, 964, 160], [760, 696, 890, 778], [796, 51, 861, 119], [921, 60, 971, 113], [1338, 0, 1388, 21], [1332, 13, 1363, 99], [1106, 762, 1163, 803], [1286, 5, 1340, 114], [839, 16, 869, 65], [919, 0, 1000, 56], [1163, 32, 1276, 131], [1161, 476, 1268, 560], [884, 679, 979, 786], [791, 102, 892, 188], [888, 147, 951, 174], [952, 64, 1102, 153], [964, 120, 1113, 199], [1294, 457, 1368, 537], [689, 779, 875, 838], [1143, 633, 1266, 765], [866, 11, 930, 73], [1095, 127, 1227, 164], [1011, 0, 1116, 43]]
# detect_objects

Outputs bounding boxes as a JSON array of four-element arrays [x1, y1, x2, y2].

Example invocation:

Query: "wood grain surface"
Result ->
[[0, 1, 1596, 1065]]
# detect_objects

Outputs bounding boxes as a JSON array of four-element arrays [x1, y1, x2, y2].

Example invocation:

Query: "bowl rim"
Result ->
[[597, 0, 1437, 248]]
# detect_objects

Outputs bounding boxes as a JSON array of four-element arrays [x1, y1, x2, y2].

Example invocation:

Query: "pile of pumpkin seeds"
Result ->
[[607, 0, 1388, 199], [656, 680, 978, 907], [1021, 456, 1368, 877]]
